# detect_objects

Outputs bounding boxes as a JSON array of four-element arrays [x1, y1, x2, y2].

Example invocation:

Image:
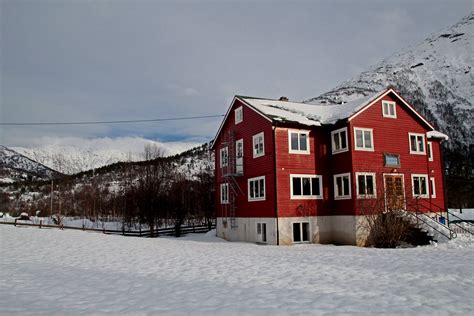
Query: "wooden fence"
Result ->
[[0, 219, 216, 238]]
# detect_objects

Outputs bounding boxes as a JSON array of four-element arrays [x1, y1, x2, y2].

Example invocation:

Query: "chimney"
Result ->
[[279, 96, 289, 101]]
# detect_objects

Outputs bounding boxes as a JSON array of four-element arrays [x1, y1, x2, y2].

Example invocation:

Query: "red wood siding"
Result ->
[[214, 99, 275, 218], [349, 92, 445, 214], [274, 127, 332, 217]]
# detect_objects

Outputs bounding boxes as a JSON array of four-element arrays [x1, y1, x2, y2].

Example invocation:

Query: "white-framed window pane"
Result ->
[[410, 135, 417, 152], [358, 175, 366, 195], [302, 178, 311, 195], [292, 177, 302, 195], [311, 177, 320, 196], [364, 131, 372, 148], [356, 130, 363, 148], [290, 133, 299, 150], [299, 134, 307, 151], [366, 175, 374, 195], [340, 131, 347, 149]]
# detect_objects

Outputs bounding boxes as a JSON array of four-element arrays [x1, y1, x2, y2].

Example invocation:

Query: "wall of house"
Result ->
[[349, 91, 446, 215], [214, 99, 276, 220], [216, 217, 278, 245], [274, 126, 332, 218]]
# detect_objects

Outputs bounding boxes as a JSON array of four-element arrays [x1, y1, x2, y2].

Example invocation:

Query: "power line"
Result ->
[[0, 114, 225, 126]]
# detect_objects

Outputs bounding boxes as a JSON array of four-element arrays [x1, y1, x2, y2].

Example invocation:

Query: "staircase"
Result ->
[[221, 131, 243, 229], [404, 200, 474, 243]]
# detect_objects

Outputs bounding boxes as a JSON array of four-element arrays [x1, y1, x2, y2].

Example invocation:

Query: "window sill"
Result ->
[[332, 148, 349, 155], [334, 196, 351, 200], [248, 197, 266, 202]]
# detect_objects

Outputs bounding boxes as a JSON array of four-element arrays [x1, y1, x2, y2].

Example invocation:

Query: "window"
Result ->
[[384, 153, 400, 167], [252, 132, 265, 158], [356, 172, 376, 198], [220, 147, 228, 168], [235, 139, 244, 175], [293, 222, 310, 243], [290, 174, 323, 199], [427, 142, 433, 161], [334, 173, 351, 200], [409, 133, 426, 154], [430, 177, 436, 198], [382, 101, 397, 118], [331, 127, 348, 154], [412, 174, 429, 198], [220, 183, 229, 204], [235, 106, 243, 124], [354, 128, 374, 151], [248, 176, 265, 201], [288, 130, 310, 154]]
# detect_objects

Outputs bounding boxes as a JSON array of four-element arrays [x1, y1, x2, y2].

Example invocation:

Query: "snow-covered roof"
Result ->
[[241, 92, 380, 126], [426, 130, 449, 141]]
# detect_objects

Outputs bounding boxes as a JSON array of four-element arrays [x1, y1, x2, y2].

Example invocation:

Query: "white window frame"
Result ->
[[290, 174, 323, 200], [427, 141, 433, 161], [409, 133, 426, 155], [235, 106, 243, 124], [382, 100, 397, 118], [219, 147, 228, 168], [430, 177, 436, 198], [331, 127, 349, 154], [220, 183, 229, 204], [252, 132, 265, 158], [334, 172, 351, 200], [355, 172, 377, 199], [353, 127, 374, 151], [288, 129, 310, 154], [292, 222, 311, 243], [248, 176, 266, 201], [411, 174, 429, 198]]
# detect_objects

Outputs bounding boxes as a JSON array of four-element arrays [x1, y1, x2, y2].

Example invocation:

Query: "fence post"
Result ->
[[14, 219, 17, 226], [39, 220, 42, 229], [139, 223, 142, 237], [193, 223, 195, 233]]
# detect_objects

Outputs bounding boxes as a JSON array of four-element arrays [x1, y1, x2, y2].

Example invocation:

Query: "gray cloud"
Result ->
[[1, 0, 471, 147]]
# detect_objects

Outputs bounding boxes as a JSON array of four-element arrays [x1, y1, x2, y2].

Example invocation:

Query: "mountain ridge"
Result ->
[[304, 13, 473, 152]]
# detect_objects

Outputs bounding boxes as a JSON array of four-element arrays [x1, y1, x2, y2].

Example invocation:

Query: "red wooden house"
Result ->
[[211, 88, 448, 245]]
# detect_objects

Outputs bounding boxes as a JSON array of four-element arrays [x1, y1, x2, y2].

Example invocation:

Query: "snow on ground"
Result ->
[[1, 226, 473, 315]]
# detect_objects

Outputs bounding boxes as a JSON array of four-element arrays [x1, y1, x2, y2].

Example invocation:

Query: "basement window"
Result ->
[[293, 222, 310, 243], [384, 153, 400, 167]]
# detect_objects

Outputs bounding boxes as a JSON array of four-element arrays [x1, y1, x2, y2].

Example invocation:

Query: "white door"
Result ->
[[257, 223, 267, 243], [236, 139, 243, 175]]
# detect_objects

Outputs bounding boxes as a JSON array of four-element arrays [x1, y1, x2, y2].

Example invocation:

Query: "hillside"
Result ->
[[305, 13, 473, 153], [0, 145, 61, 183], [12, 138, 200, 175]]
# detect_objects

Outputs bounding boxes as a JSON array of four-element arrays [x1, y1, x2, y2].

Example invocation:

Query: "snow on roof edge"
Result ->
[[427, 131, 449, 141]]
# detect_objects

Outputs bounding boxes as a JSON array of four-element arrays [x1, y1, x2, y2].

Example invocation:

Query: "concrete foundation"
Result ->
[[217, 216, 371, 246]]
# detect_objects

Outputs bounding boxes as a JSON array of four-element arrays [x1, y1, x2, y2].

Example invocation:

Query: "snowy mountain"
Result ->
[[305, 13, 473, 152], [0, 145, 60, 183], [12, 137, 201, 175]]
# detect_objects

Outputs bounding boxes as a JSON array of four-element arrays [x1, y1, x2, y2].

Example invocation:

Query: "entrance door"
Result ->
[[236, 139, 243, 175], [384, 175, 405, 211], [257, 223, 267, 243]]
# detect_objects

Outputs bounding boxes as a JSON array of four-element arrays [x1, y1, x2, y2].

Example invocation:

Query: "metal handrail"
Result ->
[[404, 210, 455, 240]]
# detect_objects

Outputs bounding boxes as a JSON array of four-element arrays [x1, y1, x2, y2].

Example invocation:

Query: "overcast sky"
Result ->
[[1, 0, 471, 148]]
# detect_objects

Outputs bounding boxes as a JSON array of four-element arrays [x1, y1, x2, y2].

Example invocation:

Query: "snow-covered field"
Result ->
[[1, 225, 473, 315]]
